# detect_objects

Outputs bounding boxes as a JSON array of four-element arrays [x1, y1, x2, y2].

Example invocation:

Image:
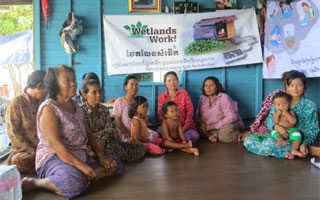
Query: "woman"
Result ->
[[195, 76, 245, 143], [6, 70, 47, 173], [112, 75, 159, 141], [81, 79, 147, 162], [243, 70, 319, 159], [73, 72, 100, 105], [157, 71, 199, 143], [22, 65, 122, 199]]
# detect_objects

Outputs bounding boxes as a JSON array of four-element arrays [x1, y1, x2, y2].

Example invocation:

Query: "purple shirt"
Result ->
[[195, 93, 244, 129]]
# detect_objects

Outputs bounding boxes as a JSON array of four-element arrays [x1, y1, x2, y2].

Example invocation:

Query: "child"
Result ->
[[129, 96, 164, 155], [161, 101, 199, 156], [271, 92, 303, 158]]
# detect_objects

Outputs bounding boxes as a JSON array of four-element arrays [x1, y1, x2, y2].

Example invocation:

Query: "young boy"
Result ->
[[271, 92, 303, 158], [161, 101, 199, 156]]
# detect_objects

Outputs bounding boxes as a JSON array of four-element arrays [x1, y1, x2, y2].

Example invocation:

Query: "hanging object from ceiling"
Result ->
[[59, 12, 83, 54], [41, 0, 49, 29]]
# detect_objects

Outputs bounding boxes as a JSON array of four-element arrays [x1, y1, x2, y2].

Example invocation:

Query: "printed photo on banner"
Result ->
[[103, 9, 262, 75], [263, 0, 320, 78]]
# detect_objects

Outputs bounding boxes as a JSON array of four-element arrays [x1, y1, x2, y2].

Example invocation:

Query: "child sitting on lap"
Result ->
[[129, 96, 164, 155], [271, 92, 303, 157], [161, 101, 199, 156]]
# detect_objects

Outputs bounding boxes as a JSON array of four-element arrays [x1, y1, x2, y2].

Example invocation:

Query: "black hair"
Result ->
[[272, 92, 292, 103], [81, 79, 101, 94], [82, 73, 88, 80], [162, 101, 177, 118], [283, 70, 307, 90], [201, 76, 224, 95], [163, 71, 179, 83], [128, 96, 147, 119], [123, 75, 138, 90], [84, 72, 100, 82], [23, 70, 47, 93], [45, 64, 75, 100]]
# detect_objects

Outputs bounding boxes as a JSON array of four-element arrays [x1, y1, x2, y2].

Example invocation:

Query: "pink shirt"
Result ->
[[158, 89, 195, 129], [112, 97, 132, 131], [195, 93, 244, 129], [36, 99, 91, 171]]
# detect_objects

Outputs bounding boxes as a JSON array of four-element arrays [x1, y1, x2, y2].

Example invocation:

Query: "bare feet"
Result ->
[[291, 149, 305, 158], [22, 177, 37, 193], [190, 148, 199, 156], [209, 134, 218, 143], [285, 151, 294, 160], [187, 140, 193, 148], [238, 131, 251, 142], [276, 139, 287, 147]]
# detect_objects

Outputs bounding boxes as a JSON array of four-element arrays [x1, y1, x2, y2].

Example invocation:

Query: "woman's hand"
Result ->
[[205, 125, 216, 132], [98, 154, 117, 171], [299, 143, 309, 157], [274, 124, 289, 139], [80, 163, 97, 181]]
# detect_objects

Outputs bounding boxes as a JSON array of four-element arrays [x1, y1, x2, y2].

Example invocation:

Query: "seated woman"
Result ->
[[195, 76, 245, 142], [22, 65, 122, 199], [112, 75, 159, 141], [81, 79, 147, 162], [73, 72, 100, 105], [6, 70, 47, 173], [157, 71, 200, 143], [243, 70, 319, 159]]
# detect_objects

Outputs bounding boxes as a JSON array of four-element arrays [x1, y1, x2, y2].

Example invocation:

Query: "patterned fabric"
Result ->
[[249, 89, 285, 135], [244, 96, 319, 158], [72, 90, 86, 105], [37, 154, 123, 199], [81, 102, 146, 162], [8, 152, 35, 173], [6, 92, 43, 154], [158, 89, 195, 129], [36, 99, 91, 171], [112, 97, 131, 132], [195, 93, 244, 129]]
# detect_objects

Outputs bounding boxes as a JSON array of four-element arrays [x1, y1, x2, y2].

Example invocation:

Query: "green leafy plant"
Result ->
[[185, 39, 225, 55], [123, 21, 148, 37]]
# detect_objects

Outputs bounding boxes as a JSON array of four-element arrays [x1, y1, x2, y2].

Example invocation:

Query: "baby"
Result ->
[[271, 92, 303, 158]]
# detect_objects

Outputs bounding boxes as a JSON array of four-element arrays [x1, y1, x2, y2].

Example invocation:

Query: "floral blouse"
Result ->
[[267, 96, 319, 145], [158, 89, 195, 129], [81, 102, 117, 143], [6, 92, 43, 154]]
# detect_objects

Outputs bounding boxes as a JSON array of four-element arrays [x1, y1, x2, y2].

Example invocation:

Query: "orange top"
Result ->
[[131, 116, 149, 143]]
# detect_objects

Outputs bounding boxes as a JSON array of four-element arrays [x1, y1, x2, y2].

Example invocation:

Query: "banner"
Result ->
[[0, 30, 33, 65], [263, 0, 320, 78], [103, 9, 262, 75]]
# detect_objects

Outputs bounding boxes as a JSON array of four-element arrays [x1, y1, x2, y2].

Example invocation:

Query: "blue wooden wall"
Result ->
[[34, 0, 320, 126]]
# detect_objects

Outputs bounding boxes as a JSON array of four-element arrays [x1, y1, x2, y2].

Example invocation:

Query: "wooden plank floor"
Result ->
[[7, 141, 320, 200]]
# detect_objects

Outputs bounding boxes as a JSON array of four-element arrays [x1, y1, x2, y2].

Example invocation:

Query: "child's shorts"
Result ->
[[271, 128, 301, 142]]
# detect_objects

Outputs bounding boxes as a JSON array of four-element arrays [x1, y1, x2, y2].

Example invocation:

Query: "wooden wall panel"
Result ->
[[34, 0, 320, 124]]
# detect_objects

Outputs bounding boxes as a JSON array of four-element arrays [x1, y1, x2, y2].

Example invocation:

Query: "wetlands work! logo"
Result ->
[[123, 21, 177, 43]]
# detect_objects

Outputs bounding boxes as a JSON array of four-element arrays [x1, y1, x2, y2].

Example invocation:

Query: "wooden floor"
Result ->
[[6, 141, 320, 200]]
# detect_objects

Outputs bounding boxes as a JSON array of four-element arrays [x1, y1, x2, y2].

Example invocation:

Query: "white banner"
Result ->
[[263, 0, 320, 78], [103, 9, 263, 75]]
